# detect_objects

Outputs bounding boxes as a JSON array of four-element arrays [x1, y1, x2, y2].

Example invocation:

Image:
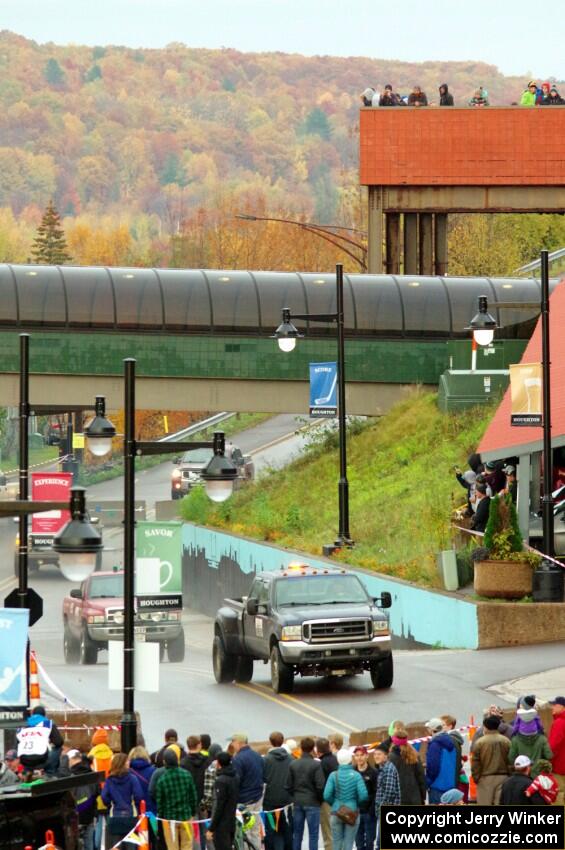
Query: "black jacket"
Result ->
[[71, 761, 100, 826], [439, 85, 454, 106], [210, 765, 239, 834], [471, 496, 490, 533], [500, 773, 547, 805], [354, 765, 378, 812], [181, 751, 209, 803], [319, 752, 338, 781], [387, 751, 426, 805], [286, 754, 325, 807], [152, 743, 187, 767], [263, 747, 292, 810]]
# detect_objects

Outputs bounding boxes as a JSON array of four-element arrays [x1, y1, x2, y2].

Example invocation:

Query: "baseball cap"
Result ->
[[67, 749, 81, 760], [425, 718, 444, 732], [4, 750, 17, 761], [550, 696, 565, 707], [353, 745, 368, 754], [515, 755, 531, 769]]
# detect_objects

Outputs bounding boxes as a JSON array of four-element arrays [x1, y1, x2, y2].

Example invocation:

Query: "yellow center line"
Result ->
[[235, 682, 353, 736], [250, 681, 360, 732]]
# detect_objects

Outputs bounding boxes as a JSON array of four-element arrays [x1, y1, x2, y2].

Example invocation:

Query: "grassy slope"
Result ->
[[180, 391, 493, 586]]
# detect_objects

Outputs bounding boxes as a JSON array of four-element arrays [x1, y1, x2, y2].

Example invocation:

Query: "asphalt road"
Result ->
[[2, 412, 564, 752]]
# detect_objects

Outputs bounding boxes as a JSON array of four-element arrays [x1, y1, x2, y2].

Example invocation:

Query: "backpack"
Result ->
[[17, 725, 51, 769]]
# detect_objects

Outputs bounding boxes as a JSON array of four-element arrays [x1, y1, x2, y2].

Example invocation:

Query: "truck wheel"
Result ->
[[63, 624, 80, 664], [79, 628, 98, 665], [212, 635, 236, 684], [167, 629, 186, 663], [270, 645, 294, 694], [234, 655, 253, 684], [370, 655, 394, 689]]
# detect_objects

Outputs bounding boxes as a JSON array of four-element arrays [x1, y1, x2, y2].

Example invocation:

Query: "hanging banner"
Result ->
[[510, 362, 543, 426], [0, 608, 29, 727], [135, 521, 183, 610], [309, 362, 337, 418], [31, 472, 72, 534]]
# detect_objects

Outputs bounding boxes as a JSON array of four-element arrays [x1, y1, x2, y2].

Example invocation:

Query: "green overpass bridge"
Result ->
[[0, 264, 549, 414]]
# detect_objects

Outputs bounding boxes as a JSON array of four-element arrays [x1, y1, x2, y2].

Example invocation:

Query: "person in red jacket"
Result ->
[[548, 697, 565, 806]]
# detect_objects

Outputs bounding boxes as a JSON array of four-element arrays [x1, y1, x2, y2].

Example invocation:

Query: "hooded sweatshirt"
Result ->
[[425, 733, 456, 792], [0, 763, 17, 787], [508, 733, 553, 779], [180, 750, 209, 803], [263, 746, 292, 810], [88, 742, 114, 777], [101, 770, 143, 816], [129, 757, 156, 811], [439, 84, 454, 106]]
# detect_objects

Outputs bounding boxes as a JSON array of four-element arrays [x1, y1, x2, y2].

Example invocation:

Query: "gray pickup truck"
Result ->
[[213, 564, 393, 693]]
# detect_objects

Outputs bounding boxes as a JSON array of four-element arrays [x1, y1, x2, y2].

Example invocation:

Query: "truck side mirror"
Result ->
[[70, 588, 82, 599], [375, 592, 392, 609], [246, 598, 259, 615]]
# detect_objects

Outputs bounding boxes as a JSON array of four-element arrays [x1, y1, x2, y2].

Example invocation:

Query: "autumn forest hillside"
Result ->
[[1, 30, 564, 272]]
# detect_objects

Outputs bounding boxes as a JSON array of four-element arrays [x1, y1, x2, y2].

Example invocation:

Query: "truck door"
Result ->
[[243, 578, 270, 658]]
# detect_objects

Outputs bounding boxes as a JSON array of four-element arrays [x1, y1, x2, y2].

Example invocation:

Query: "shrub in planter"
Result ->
[[473, 495, 541, 599]]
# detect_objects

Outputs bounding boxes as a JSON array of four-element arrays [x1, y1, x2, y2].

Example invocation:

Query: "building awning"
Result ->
[[478, 281, 565, 461]]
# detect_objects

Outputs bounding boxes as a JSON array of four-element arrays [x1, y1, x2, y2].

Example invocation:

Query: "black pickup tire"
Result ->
[[270, 644, 294, 694], [167, 629, 186, 663], [213, 635, 237, 684], [234, 655, 254, 684], [79, 627, 98, 665], [369, 654, 394, 689], [63, 623, 80, 664]]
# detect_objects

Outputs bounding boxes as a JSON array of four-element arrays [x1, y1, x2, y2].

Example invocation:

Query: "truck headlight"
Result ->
[[172, 469, 182, 480], [113, 611, 124, 625], [373, 621, 389, 635], [281, 626, 302, 642], [87, 615, 105, 624], [150, 612, 163, 622]]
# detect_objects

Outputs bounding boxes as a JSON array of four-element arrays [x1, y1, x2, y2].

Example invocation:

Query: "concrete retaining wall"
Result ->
[[181, 524, 480, 649]]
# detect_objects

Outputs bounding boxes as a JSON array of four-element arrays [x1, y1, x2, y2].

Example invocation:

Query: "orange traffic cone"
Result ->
[[44, 830, 56, 850], [29, 650, 41, 709], [138, 800, 150, 850]]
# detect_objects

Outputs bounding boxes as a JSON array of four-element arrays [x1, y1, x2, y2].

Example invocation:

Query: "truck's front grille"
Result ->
[[303, 619, 371, 643]]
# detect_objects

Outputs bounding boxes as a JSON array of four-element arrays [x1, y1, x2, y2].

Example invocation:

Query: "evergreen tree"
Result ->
[[303, 107, 332, 140], [31, 200, 72, 265], [44, 58, 65, 87]]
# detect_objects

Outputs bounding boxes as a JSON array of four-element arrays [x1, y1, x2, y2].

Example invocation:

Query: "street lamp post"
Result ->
[[272, 263, 353, 554], [467, 249, 554, 559], [235, 213, 368, 272], [85, 357, 238, 753]]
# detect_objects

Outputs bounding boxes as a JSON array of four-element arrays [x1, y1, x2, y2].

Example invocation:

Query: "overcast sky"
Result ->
[[3, 0, 563, 80]]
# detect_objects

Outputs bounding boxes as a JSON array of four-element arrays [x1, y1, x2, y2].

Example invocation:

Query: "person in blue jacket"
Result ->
[[425, 718, 457, 803], [128, 745, 156, 812], [324, 749, 368, 850], [101, 752, 143, 816]]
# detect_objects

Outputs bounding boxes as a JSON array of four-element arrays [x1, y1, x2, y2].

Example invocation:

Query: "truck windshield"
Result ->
[[181, 448, 214, 464], [88, 574, 124, 598], [275, 575, 368, 607]]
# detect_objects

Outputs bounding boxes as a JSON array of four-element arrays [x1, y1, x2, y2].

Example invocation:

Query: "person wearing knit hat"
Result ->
[[520, 80, 539, 106], [471, 708, 513, 748], [439, 788, 464, 805], [508, 700, 553, 780], [387, 730, 426, 805], [539, 81, 552, 105], [88, 728, 113, 777], [548, 86, 564, 105]]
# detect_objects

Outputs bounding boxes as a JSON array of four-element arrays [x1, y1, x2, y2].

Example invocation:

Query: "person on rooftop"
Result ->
[[545, 86, 564, 105], [438, 84, 454, 106], [520, 80, 539, 106], [360, 87, 379, 107], [379, 85, 401, 106], [407, 86, 428, 107], [468, 87, 489, 107]]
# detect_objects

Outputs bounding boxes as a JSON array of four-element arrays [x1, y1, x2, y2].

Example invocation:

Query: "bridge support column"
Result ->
[[385, 213, 400, 274], [368, 186, 384, 273], [434, 213, 448, 276], [403, 213, 418, 275], [419, 213, 433, 275]]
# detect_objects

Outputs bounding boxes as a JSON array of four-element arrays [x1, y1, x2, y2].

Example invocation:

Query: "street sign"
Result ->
[[31, 472, 72, 534], [4, 588, 43, 627], [309, 362, 337, 418], [0, 608, 29, 728], [136, 521, 183, 606]]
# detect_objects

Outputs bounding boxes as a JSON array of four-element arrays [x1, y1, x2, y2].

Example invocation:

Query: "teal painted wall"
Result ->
[[0, 331, 527, 386], [181, 523, 479, 649]]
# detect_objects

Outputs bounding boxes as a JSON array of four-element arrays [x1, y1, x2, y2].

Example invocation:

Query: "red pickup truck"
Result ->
[[62, 569, 185, 665]]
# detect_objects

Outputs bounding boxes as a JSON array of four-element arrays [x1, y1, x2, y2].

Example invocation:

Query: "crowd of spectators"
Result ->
[[361, 80, 564, 108], [1, 694, 565, 850], [454, 453, 517, 534]]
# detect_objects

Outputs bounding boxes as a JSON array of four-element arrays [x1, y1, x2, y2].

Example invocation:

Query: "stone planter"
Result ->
[[474, 559, 534, 599]]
